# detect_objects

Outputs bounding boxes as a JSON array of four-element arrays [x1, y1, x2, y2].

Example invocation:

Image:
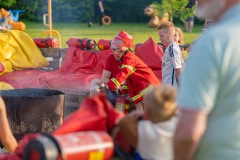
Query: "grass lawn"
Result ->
[[24, 21, 203, 48]]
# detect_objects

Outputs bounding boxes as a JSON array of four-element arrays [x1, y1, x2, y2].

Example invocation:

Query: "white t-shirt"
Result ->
[[136, 117, 178, 160], [162, 42, 184, 88]]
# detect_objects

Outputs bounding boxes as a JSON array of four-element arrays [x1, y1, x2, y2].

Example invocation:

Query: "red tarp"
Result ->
[[0, 47, 112, 93], [0, 69, 46, 89], [38, 47, 113, 93], [54, 94, 124, 135], [0, 39, 163, 93], [135, 37, 164, 81]]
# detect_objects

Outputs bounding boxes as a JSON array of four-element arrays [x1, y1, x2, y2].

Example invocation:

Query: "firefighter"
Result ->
[[105, 30, 160, 111]]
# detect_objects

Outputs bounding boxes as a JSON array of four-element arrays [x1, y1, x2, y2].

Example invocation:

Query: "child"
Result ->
[[157, 22, 184, 88], [174, 27, 184, 44], [174, 27, 189, 61], [119, 84, 178, 160]]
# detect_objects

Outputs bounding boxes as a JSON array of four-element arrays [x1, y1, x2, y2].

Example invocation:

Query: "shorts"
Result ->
[[185, 16, 194, 22]]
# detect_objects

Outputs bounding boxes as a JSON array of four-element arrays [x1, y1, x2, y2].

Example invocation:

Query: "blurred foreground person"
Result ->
[[0, 97, 17, 153], [174, 0, 240, 160], [119, 84, 178, 160]]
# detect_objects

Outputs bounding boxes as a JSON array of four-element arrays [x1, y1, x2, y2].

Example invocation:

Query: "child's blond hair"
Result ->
[[175, 27, 184, 44], [156, 21, 175, 35], [144, 84, 177, 122]]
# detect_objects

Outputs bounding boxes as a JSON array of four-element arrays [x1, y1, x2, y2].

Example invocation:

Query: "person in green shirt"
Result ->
[[174, 0, 240, 160]]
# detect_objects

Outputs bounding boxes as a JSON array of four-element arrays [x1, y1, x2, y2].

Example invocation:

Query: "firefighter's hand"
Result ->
[[105, 84, 109, 90], [99, 83, 107, 89], [98, 83, 108, 94]]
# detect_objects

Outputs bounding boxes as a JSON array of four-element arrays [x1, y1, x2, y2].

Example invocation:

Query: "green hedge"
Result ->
[[1, 0, 203, 24], [1, 0, 156, 22]]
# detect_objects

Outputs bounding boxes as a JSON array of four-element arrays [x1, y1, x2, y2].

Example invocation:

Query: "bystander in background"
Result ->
[[88, 0, 105, 27], [184, 0, 196, 32]]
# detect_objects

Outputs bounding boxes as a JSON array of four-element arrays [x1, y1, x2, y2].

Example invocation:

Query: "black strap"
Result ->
[[78, 38, 87, 49], [44, 38, 50, 48], [119, 50, 129, 62]]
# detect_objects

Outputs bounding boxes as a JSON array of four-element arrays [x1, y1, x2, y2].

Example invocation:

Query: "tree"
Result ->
[[15, 0, 45, 21], [109, 0, 156, 22], [154, 0, 195, 23], [0, 0, 17, 8], [3, 0, 161, 23]]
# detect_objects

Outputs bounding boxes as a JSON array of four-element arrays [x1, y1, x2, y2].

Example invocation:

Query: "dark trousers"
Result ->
[[106, 90, 118, 107], [91, 8, 103, 26]]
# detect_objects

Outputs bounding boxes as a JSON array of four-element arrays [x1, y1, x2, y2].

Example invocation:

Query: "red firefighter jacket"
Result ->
[[107, 51, 160, 104]]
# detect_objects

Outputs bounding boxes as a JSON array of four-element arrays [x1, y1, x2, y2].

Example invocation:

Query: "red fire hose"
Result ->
[[33, 38, 59, 48], [66, 38, 97, 50], [97, 39, 111, 50]]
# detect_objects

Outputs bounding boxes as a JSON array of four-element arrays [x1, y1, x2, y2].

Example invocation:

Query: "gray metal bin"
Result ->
[[0, 88, 64, 142]]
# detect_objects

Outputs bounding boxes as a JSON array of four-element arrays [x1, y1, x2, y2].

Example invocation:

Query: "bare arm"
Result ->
[[101, 70, 111, 84], [90, 70, 111, 96], [175, 68, 181, 86], [119, 111, 143, 148], [0, 97, 18, 153], [98, 0, 104, 13], [174, 109, 208, 160]]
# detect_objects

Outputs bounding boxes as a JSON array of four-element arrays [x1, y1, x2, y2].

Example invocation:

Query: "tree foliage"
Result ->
[[15, 0, 46, 21], [12, 0, 119, 22], [109, 0, 156, 22], [154, 0, 195, 22], [0, 0, 195, 24], [0, 0, 17, 8]]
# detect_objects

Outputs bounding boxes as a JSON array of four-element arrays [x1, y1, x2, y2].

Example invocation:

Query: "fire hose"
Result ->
[[66, 38, 97, 50], [97, 39, 111, 50], [33, 38, 59, 48]]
